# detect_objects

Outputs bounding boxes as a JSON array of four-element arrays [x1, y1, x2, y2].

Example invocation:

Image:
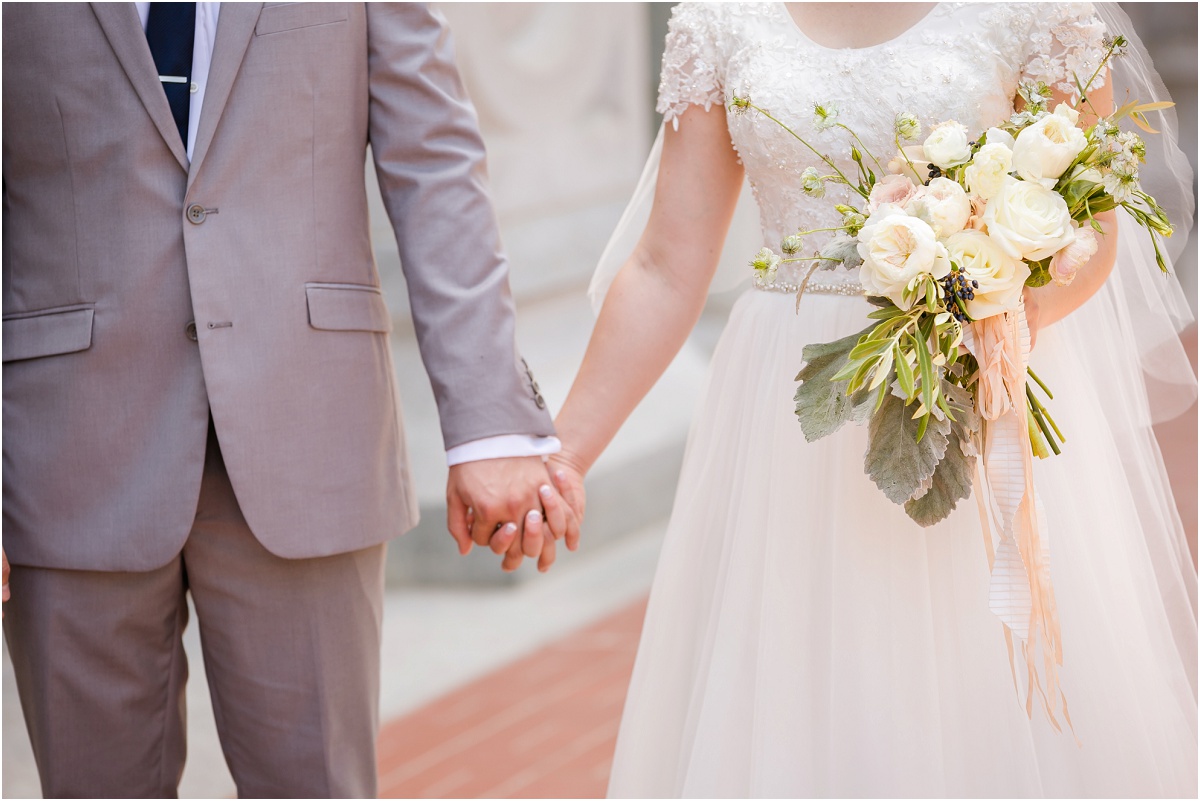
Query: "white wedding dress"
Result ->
[[604, 3, 1198, 797]]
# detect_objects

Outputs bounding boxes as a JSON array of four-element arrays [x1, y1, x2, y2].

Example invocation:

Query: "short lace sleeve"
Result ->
[[656, 3, 728, 128], [1017, 3, 1108, 98]]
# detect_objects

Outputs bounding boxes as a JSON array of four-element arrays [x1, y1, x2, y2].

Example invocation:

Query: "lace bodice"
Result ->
[[658, 2, 1107, 290]]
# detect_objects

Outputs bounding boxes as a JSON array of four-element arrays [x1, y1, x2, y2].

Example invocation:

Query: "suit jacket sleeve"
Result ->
[[364, 3, 555, 450]]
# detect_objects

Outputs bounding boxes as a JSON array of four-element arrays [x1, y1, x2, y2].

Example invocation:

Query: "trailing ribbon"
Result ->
[[963, 303, 1075, 737]]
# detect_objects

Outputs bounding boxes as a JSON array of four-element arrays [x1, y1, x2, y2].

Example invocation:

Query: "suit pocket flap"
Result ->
[[306, 284, 392, 333], [3, 307, 95, 362], [256, 3, 348, 35]]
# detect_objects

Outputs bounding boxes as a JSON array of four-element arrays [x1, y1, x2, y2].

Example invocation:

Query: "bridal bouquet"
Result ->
[[734, 36, 1174, 730], [733, 34, 1173, 528]]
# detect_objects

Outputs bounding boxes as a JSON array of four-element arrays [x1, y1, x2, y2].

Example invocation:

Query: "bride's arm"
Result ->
[[1023, 75, 1116, 342], [553, 105, 744, 480]]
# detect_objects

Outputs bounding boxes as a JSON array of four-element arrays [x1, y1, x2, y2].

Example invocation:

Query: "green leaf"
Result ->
[[1129, 111, 1160, 135], [868, 306, 906, 321], [1110, 99, 1140, 123], [865, 390, 951, 505], [1026, 258, 1053, 287], [845, 358, 880, 394], [849, 338, 892, 361], [794, 325, 875, 442], [1133, 100, 1175, 113], [894, 344, 915, 399], [831, 359, 867, 385], [1061, 179, 1099, 210], [912, 330, 935, 415], [869, 349, 895, 391]]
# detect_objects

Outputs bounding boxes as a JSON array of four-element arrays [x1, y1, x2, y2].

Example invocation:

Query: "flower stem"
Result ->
[[1077, 39, 1122, 119], [1026, 367, 1053, 399], [748, 103, 869, 199], [894, 134, 920, 182], [839, 123, 885, 174]]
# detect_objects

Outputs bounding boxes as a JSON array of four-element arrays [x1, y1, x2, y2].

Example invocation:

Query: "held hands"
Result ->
[[446, 456, 583, 573]]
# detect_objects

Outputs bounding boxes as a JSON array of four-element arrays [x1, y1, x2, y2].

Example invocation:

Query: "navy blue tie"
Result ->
[[145, 3, 196, 147]]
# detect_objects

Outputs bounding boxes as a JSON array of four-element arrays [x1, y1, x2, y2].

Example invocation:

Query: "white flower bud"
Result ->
[[750, 247, 782, 281], [894, 112, 922, 142], [781, 234, 804, 254]]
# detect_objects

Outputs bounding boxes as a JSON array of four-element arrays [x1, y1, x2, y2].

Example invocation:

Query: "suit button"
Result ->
[[186, 204, 207, 224], [534, 394, 546, 409], [185, 321, 198, 341]]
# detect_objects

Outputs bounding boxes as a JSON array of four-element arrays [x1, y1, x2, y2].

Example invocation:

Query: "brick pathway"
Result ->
[[376, 598, 648, 799]]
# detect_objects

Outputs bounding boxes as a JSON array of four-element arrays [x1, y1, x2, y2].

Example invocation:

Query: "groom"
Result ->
[[2, 3, 574, 797]]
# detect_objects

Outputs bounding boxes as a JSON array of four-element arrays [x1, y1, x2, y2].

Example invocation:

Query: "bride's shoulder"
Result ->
[[665, 2, 777, 39], [972, 2, 1107, 94], [973, 3, 1106, 52], [658, 3, 775, 122]]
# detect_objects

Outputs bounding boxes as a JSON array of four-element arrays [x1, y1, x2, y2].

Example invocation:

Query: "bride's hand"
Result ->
[[1022, 287, 1041, 350], [547, 453, 586, 553]]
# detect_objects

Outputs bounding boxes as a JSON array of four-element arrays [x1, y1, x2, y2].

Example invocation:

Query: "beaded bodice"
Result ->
[[657, 2, 1107, 292]]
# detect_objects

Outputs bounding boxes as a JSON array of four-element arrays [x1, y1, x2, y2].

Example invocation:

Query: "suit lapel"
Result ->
[[188, 3, 261, 187], [91, 3, 189, 172]]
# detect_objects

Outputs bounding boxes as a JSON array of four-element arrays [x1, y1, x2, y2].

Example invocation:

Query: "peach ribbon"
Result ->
[[963, 304, 1075, 738]]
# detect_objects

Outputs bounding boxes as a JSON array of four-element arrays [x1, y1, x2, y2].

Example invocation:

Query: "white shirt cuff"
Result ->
[[446, 435, 562, 467]]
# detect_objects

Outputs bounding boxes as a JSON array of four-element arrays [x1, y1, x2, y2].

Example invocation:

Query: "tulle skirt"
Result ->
[[607, 260, 1197, 796]]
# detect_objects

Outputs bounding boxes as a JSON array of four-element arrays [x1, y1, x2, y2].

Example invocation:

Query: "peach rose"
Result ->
[[1049, 224, 1099, 286], [868, 174, 920, 214]]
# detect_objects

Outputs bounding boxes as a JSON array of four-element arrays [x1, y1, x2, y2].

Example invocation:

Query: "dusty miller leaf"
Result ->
[[818, 234, 864, 270], [903, 379, 981, 525], [794, 325, 874, 442], [904, 427, 977, 526], [865, 390, 951, 505]]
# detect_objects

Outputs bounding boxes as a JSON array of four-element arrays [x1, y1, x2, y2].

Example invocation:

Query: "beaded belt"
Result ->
[[752, 275, 866, 296]]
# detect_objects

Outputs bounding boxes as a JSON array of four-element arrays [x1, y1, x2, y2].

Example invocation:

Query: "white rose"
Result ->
[[909, 177, 972, 237], [944, 230, 1031, 319], [923, 120, 972, 169], [887, 145, 932, 185], [1011, 105, 1088, 188], [984, 127, 1015, 150], [1048, 223, 1099, 286], [857, 211, 951, 309], [963, 142, 1013, 200], [983, 176, 1076, 261], [1052, 102, 1080, 126]]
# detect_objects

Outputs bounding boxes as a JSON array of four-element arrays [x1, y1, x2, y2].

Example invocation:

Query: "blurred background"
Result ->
[[4, 3, 1195, 797]]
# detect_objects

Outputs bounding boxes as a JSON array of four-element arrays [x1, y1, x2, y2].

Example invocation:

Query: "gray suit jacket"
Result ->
[[2, 3, 555, 570]]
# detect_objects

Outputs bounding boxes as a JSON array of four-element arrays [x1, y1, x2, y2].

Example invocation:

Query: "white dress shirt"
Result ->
[[135, 2, 560, 466]]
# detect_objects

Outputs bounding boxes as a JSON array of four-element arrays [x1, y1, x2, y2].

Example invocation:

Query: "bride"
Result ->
[[546, 2, 1197, 797]]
